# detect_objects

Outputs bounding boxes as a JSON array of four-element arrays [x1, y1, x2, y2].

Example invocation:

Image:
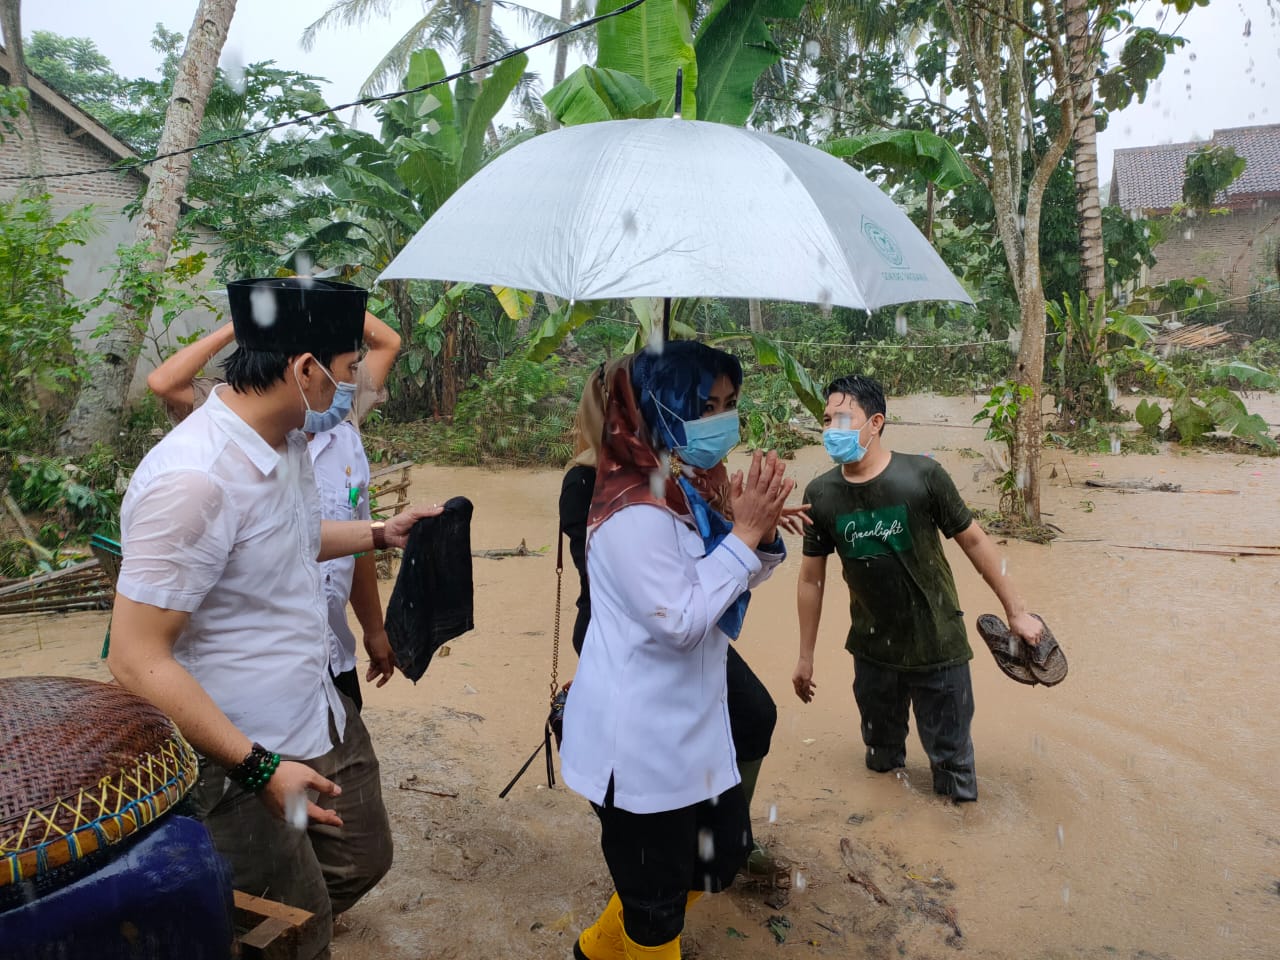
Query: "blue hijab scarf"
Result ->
[[632, 342, 750, 638]]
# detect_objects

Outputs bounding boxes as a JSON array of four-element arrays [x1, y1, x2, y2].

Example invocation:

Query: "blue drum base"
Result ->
[[0, 815, 234, 960]]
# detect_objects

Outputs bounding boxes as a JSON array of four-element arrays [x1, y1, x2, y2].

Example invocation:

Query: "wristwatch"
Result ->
[[370, 521, 388, 550]]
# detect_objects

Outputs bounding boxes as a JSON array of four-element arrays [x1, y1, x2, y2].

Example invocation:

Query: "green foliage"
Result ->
[[1048, 292, 1155, 424], [543, 66, 661, 124], [693, 0, 806, 125], [973, 380, 1031, 514], [91, 237, 215, 372], [0, 85, 28, 141], [0, 195, 96, 454], [1182, 145, 1247, 213], [735, 367, 810, 458], [8, 457, 120, 537], [1135, 398, 1164, 436], [1097, 27, 1187, 112], [595, 0, 697, 117], [711, 331, 825, 419], [528, 300, 602, 362], [368, 355, 584, 466], [821, 130, 972, 192]]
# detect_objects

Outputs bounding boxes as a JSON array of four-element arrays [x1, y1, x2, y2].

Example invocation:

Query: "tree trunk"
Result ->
[[748, 298, 764, 334], [0, 0, 45, 192], [58, 0, 236, 455], [548, 0, 572, 130], [1066, 0, 1105, 302], [1012, 281, 1046, 523], [474, 0, 494, 81]]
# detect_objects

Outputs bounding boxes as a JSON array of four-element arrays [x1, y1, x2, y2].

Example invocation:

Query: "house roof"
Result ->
[[0, 46, 147, 185], [1109, 123, 1280, 212]]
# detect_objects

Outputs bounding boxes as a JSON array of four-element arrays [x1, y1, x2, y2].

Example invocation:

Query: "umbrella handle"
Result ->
[[674, 69, 683, 120]]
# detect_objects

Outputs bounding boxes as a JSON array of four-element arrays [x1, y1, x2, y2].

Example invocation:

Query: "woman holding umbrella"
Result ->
[[560, 341, 796, 960]]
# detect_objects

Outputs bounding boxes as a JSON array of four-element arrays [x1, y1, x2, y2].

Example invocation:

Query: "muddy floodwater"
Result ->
[[4, 393, 1276, 959]]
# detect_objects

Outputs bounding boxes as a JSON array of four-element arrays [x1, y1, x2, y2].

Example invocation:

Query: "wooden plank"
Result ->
[[233, 890, 314, 927], [233, 890, 318, 960]]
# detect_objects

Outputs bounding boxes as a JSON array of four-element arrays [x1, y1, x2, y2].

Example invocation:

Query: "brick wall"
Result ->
[[0, 95, 144, 203], [1148, 201, 1280, 300]]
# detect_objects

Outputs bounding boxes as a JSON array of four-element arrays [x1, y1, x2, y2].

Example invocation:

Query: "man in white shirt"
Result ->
[[109, 277, 440, 960], [147, 309, 404, 708]]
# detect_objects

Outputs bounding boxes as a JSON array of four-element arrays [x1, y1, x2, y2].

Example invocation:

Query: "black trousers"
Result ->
[[852, 658, 977, 801], [726, 644, 776, 764], [332, 668, 363, 713], [593, 781, 751, 946]]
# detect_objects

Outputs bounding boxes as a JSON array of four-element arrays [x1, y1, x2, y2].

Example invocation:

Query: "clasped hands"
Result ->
[[728, 450, 811, 548]]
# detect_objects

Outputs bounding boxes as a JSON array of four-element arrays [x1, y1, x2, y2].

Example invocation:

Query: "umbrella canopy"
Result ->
[[380, 118, 971, 311]]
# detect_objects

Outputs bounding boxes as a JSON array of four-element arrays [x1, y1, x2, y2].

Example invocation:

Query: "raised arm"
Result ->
[[147, 321, 235, 421], [359, 310, 402, 392]]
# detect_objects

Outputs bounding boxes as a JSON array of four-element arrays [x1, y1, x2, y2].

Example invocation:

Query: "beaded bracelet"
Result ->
[[227, 742, 281, 794]]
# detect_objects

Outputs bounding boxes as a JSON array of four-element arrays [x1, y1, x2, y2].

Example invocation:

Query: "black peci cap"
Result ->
[[226, 277, 366, 356]]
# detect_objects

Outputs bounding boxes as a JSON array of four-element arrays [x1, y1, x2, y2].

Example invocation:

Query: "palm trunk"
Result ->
[[0, 1, 45, 192], [59, 0, 237, 455], [748, 298, 764, 334], [1066, 0, 1104, 302], [548, 0, 572, 130], [474, 0, 494, 81]]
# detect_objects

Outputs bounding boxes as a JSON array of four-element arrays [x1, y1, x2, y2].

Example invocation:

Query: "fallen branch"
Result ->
[[1112, 543, 1280, 558], [397, 781, 458, 799], [1084, 478, 1182, 493], [471, 539, 545, 559]]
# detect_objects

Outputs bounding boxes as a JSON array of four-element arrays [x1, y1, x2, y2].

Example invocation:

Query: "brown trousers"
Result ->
[[189, 695, 393, 960]]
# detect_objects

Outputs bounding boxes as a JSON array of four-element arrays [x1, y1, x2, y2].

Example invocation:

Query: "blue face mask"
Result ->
[[823, 426, 868, 464], [296, 357, 356, 434], [676, 409, 740, 469]]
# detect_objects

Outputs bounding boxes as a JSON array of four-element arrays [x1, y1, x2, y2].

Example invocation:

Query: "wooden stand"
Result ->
[[233, 890, 321, 960]]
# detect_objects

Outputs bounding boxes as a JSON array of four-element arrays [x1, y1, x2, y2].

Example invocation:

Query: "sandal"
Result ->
[[977, 614, 1067, 686]]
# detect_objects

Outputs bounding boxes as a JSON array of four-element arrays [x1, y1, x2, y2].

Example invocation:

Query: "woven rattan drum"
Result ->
[[0, 676, 198, 893]]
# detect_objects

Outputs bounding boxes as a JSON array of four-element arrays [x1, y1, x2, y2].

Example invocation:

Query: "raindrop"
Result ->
[[646, 320, 665, 355], [768, 804, 778, 824], [1243, 19, 1251, 37], [1056, 824, 1065, 849], [1007, 328, 1022, 355], [284, 790, 308, 832], [794, 870, 808, 891], [1062, 883, 1071, 907], [621, 210, 638, 236], [1183, 228, 1195, 241], [1189, 53, 1197, 62], [296, 251, 315, 277], [894, 310, 908, 337], [421, 94, 441, 114], [1016, 465, 1029, 493], [805, 39, 821, 60], [1000, 558, 1007, 577], [223, 49, 246, 94], [250, 286, 278, 328], [817, 287, 833, 317], [1110, 436, 1121, 455], [426, 119, 441, 135], [462, 683, 478, 695], [697, 828, 715, 862]]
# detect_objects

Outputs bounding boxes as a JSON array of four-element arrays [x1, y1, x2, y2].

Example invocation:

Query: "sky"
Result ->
[[22, 0, 1280, 188]]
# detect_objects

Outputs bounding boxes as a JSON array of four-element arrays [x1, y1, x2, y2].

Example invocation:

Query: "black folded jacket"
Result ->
[[384, 496, 475, 682]]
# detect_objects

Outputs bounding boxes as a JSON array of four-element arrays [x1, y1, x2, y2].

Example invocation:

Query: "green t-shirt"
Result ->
[[802, 452, 974, 671]]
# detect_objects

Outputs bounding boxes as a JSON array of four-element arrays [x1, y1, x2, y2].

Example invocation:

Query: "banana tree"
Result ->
[[291, 47, 528, 417]]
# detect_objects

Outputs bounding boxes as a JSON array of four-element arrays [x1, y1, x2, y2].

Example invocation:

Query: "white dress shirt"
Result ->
[[559, 503, 785, 814], [308, 422, 372, 677], [117, 386, 345, 761]]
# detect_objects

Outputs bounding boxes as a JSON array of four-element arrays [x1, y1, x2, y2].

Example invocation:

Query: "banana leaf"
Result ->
[[694, 0, 805, 126]]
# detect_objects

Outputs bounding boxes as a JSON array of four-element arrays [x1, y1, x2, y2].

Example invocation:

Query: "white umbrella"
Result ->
[[380, 118, 971, 312]]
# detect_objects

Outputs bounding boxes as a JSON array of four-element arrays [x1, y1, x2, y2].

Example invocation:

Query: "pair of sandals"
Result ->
[[976, 614, 1068, 686]]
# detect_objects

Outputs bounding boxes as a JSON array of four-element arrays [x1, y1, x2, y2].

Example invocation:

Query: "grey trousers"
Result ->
[[189, 695, 393, 960], [852, 658, 978, 802]]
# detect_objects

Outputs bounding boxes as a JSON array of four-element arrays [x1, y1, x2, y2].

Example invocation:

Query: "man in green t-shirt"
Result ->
[[792, 375, 1043, 801]]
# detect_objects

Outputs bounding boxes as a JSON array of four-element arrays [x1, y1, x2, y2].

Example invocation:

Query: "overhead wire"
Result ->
[[0, 0, 650, 183]]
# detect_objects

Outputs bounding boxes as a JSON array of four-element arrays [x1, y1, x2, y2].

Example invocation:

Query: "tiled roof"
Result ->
[[1109, 123, 1280, 211]]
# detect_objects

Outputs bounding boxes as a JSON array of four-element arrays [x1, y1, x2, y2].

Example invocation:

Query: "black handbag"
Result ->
[[499, 534, 570, 798]]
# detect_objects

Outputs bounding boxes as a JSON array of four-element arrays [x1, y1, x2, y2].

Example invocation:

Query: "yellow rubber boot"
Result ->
[[574, 893, 626, 960], [622, 928, 681, 959], [685, 891, 703, 908]]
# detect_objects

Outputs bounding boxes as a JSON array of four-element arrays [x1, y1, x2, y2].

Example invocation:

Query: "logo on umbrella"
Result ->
[[861, 217, 907, 269]]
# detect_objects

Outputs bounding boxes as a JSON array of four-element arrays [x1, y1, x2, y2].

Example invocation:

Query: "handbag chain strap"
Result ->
[[549, 532, 563, 708]]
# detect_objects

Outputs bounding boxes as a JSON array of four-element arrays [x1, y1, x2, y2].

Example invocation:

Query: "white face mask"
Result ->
[[295, 357, 356, 433]]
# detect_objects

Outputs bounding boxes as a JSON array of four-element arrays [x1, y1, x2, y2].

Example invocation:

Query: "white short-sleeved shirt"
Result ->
[[308, 422, 372, 677], [117, 386, 345, 761], [558, 504, 785, 814]]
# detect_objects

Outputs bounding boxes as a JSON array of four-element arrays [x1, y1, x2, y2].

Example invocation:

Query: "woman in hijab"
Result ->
[[561, 342, 796, 960]]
